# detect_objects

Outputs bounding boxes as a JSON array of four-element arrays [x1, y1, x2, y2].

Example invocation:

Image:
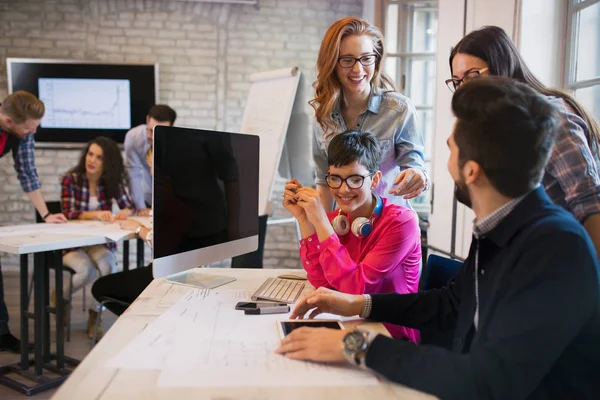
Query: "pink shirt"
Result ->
[[299, 198, 421, 341]]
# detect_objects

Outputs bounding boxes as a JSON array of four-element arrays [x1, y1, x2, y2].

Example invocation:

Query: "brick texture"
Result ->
[[0, 0, 362, 271]]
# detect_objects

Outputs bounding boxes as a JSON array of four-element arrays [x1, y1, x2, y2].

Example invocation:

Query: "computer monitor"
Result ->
[[152, 126, 260, 284]]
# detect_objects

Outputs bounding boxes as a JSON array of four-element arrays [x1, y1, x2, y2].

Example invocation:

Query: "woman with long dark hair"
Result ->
[[311, 17, 428, 211], [446, 25, 600, 256], [59, 136, 134, 338]]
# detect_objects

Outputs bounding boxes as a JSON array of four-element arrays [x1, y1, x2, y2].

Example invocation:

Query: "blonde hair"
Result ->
[[145, 146, 153, 167], [0, 91, 45, 123], [310, 17, 396, 136]]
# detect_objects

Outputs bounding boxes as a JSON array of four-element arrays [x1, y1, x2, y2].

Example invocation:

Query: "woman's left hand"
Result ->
[[115, 209, 134, 220], [295, 187, 329, 226], [389, 168, 426, 199], [119, 219, 142, 232], [276, 327, 347, 363]]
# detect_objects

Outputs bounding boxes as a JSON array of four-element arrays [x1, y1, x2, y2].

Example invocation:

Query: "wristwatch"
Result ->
[[342, 329, 372, 367], [134, 225, 142, 238]]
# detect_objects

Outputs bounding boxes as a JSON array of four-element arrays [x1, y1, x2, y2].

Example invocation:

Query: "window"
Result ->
[[565, 0, 600, 120], [383, 0, 438, 216]]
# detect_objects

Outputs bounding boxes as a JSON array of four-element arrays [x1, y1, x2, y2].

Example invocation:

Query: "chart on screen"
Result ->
[[38, 77, 132, 130]]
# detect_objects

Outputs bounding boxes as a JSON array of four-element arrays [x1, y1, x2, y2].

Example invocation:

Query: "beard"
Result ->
[[454, 178, 472, 209]]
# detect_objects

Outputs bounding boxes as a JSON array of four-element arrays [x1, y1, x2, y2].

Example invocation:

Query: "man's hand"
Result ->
[[294, 187, 329, 227], [290, 287, 365, 320], [137, 208, 152, 217], [44, 213, 67, 224], [388, 168, 426, 199], [115, 209, 133, 220], [96, 211, 115, 222], [276, 327, 347, 362], [119, 219, 142, 232]]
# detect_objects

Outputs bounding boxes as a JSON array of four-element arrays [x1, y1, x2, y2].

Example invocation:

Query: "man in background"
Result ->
[[0, 90, 67, 352], [124, 104, 176, 215]]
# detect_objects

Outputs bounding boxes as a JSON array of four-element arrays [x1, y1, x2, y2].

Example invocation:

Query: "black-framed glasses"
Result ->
[[445, 67, 489, 92], [337, 54, 378, 68], [326, 173, 373, 189]]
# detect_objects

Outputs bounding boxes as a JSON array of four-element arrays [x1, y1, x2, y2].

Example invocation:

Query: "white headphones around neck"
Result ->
[[331, 193, 383, 238]]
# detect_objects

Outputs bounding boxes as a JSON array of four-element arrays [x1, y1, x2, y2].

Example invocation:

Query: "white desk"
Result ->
[[51, 268, 435, 400], [0, 219, 150, 395]]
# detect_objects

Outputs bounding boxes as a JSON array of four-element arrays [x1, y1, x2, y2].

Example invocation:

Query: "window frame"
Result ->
[[564, 0, 600, 102]]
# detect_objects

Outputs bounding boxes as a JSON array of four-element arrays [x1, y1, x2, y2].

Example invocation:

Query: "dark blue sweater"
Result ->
[[366, 187, 600, 400]]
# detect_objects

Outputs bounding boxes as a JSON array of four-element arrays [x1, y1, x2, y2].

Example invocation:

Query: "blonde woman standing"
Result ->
[[311, 17, 428, 211]]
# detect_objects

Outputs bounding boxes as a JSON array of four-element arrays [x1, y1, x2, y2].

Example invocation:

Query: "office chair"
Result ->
[[419, 254, 463, 349], [31, 201, 82, 342], [419, 254, 463, 291]]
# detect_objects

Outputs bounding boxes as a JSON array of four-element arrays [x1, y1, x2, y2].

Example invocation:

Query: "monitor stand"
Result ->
[[165, 269, 236, 289]]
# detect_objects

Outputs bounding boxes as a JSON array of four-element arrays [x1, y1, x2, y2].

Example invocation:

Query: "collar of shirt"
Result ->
[[472, 185, 540, 239], [331, 87, 383, 120]]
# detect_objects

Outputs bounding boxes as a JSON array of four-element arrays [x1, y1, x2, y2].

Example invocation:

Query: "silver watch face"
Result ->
[[343, 330, 366, 352]]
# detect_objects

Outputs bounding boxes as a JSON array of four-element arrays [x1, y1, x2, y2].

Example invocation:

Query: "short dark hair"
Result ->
[[452, 77, 560, 198], [147, 104, 176, 125], [327, 130, 381, 173]]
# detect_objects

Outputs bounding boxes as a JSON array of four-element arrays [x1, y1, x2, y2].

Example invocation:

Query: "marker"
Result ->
[[244, 305, 290, 315]]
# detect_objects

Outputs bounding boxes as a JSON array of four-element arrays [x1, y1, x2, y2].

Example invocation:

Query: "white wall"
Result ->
[[519, 0, 566, 87]]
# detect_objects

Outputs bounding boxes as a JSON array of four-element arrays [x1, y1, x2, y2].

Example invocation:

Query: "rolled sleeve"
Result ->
[[394, 99, 426, 173], [12, 134, 41, 193]]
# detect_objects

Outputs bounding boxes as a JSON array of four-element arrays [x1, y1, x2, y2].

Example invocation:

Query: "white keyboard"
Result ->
[[251, 277, 305, 303]]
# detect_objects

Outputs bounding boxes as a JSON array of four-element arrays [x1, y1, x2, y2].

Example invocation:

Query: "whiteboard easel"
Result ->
[[239, 67, 311, 216]]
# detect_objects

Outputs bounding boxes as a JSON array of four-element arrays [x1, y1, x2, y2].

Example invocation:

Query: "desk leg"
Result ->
[[54, 250, 65, 369], [33, 253, 44, 376], [123, 240, 129, 272], [137, 238, 144, 268], [20, 254, 29, 371], [42, 254, 51, 363]]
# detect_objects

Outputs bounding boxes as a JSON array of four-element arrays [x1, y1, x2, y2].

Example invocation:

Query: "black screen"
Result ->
[[7, 59, 156, 143], [153, 126, 259, 259], [280, 321, 342, 337]]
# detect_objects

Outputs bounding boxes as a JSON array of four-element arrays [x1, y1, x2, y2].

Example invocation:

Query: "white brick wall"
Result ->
[[0, 0, 363, 270]]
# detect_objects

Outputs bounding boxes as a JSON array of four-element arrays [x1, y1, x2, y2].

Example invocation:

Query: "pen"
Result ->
[[244, 305, 290, 315]]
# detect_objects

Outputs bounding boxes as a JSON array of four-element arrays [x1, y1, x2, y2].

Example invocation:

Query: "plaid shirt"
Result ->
[[0, 131, 41, 193], [542, 97, 600, 222], [61, 172, 133, 251]]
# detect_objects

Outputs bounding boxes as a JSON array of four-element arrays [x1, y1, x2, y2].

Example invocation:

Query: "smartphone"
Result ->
[[235, 301, 287, 310], [277, 320, 343, 339]]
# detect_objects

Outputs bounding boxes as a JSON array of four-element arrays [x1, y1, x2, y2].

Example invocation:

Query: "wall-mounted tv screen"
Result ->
[[6, 58, 158, 144]]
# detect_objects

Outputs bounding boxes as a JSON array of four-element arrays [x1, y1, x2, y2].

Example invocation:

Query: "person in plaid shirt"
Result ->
[[445, 26, 600, 258], [0, 91, 67, 353], [59, 136, 134, 338]]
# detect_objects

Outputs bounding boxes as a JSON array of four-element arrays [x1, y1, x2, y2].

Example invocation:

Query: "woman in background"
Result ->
[[59, 136, 134, 338], [311, 16, 429, 211], [446, 25, 600, 257]]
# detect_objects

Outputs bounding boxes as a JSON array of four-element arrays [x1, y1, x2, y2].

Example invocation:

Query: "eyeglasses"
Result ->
[[337, 54, 378, 68], [326, 173, 373, 189], [445, 67, 489, 92]]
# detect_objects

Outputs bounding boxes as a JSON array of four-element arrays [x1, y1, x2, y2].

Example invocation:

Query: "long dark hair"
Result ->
[[450, 25, 600, 150], [70, 136, 129, 201]]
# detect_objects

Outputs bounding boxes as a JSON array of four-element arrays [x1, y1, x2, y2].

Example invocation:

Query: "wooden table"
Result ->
[[0, 220, 148, 395], [51, 268, 435, 400]]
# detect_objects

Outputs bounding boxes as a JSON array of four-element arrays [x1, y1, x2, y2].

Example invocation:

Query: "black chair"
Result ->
[[31, 201, 80, 341], [419, 254, 463, 349]]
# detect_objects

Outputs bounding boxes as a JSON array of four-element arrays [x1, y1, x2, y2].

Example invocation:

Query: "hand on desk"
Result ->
[[45, 213, 67, 223], [276, 326, 347, 362], [290, 287, 364, 320], [96, 211, 116, 222], [119, 219, 143, 231], [115, 209, 133, 220], [137, 208, 152, 217]]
